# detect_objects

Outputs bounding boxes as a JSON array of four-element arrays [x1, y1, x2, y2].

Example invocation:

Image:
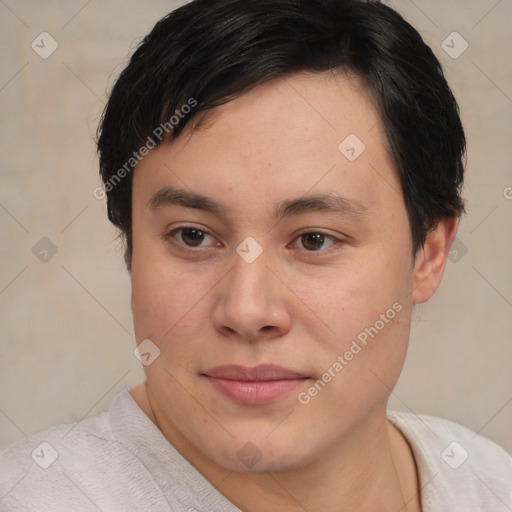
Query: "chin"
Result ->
[[200, 426, 313, 474]]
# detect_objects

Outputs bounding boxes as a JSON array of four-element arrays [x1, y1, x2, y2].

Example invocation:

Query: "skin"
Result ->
[[129, 71, 458, 511]]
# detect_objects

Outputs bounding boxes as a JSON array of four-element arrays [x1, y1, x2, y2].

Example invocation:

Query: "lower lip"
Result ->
[[206, 377, 306, 405]]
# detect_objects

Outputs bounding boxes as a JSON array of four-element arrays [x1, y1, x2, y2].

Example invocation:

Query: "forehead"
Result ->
[[133, 71, 400, 216]]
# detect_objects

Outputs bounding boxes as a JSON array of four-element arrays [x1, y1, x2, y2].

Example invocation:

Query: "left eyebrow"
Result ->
[[274, 194, 368, 219]]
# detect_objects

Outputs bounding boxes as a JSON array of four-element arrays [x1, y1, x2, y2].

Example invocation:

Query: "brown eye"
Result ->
[[301, 233, 326, 251], [180, 228, 208, 247], [294, 232, 338, 252], [166, 226, 220, 252]]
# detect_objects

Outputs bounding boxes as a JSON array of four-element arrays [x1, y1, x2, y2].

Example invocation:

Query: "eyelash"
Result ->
[[165, 226, 343, 254]]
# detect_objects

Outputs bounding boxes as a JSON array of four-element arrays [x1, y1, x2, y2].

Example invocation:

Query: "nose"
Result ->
[[211, 251, 292, 342]]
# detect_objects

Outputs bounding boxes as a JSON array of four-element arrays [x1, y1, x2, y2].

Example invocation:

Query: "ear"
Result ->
[[412, 217, 459, 304]]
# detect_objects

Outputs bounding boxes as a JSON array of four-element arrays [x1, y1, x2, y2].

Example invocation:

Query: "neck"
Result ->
[[131, 383, 421, 512]]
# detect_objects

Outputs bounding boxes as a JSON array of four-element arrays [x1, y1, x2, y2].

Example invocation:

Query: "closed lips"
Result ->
[[203, 365, 309, 406], [203, 364, 308, 381]]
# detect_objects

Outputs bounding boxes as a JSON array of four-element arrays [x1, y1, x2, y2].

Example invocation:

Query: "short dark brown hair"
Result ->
[[97, 0, 466, 268]]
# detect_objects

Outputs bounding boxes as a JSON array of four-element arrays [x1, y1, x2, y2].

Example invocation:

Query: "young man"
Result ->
[[1, 0, 511, 510]]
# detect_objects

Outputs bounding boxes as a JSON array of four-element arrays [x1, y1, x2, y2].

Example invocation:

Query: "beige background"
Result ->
[[0, 0, 511, 453]]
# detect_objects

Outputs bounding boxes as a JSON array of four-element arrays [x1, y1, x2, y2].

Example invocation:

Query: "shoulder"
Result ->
[[0, 391, 168, 511], [0, 407, 115, 473], [388, 410, 512, 511], [0, 411, 110, 510]]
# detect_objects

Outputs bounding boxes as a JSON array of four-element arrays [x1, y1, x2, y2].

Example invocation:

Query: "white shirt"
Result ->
[[1, 390, 511, 511]]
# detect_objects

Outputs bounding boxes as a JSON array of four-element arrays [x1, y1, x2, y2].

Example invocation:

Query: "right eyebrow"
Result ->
[[148, 187, 226, 216]]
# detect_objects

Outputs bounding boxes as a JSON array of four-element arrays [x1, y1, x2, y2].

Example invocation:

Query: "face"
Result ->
[[130, 72, 423, 473]]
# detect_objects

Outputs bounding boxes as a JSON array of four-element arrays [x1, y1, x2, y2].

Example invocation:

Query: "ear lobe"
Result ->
[[411, 217, 459, 304]]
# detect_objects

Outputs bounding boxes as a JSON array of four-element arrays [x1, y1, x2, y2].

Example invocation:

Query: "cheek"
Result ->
[[131, 258, 205, 341], [130, 257, 227, 380], [300, 251, 410, 338], [299, 246, 413, 385]]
